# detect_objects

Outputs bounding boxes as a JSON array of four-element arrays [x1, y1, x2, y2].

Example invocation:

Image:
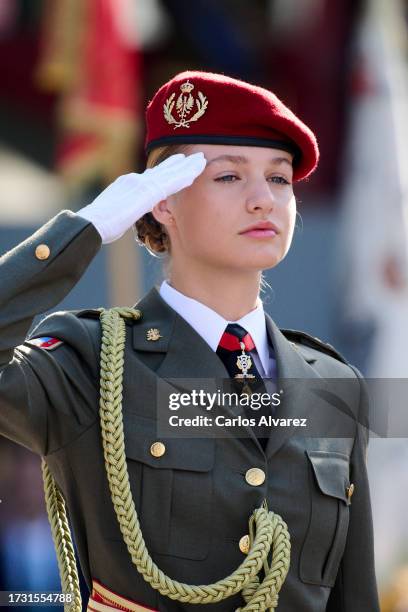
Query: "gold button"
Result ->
[[245, 467, 266, 486], [346, 483, 355, 500], [150, 442, 166, 458], [239, 534, 250, 554], [35, 244, 50, 260]]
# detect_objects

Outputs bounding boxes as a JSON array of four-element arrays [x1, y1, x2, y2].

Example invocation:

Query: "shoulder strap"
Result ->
[[280, 328, 348, 364]]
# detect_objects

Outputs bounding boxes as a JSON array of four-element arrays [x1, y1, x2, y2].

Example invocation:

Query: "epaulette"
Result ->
[[280, 328, 348, 364]]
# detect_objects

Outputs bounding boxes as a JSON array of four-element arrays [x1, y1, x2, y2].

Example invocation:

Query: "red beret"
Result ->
[[145, 70, 319, 182]]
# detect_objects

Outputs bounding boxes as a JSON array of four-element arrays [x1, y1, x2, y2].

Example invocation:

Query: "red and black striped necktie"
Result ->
[[216, 323, 263, 387], [216, 323, 270, 449]]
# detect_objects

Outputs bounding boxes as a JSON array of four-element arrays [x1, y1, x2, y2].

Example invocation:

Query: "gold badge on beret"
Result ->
[[163, 80, 208, 129]]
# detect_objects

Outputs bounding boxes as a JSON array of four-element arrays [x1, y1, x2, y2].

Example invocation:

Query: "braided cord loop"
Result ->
[[41, 459, 81, 612], [42, 306, 291, 612]]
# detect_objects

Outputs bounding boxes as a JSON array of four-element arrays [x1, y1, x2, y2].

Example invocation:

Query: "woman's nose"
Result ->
[[245, 181, 276, 214]]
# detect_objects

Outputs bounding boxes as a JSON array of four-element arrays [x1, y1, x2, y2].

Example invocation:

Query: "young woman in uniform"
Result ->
[[0, 71, 379, 612]]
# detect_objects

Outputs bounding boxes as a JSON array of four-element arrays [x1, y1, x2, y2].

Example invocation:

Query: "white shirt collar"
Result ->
[[159, 280, 270, 375]]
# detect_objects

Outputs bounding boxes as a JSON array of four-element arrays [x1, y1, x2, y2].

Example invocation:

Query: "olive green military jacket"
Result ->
[[0, 211, 380, 611]]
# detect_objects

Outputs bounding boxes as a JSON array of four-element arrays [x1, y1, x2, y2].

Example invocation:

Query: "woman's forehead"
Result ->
[[187, 143, 294, 165]]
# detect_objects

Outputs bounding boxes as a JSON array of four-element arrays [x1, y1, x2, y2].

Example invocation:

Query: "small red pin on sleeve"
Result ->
[[27, 337, 64, 351]]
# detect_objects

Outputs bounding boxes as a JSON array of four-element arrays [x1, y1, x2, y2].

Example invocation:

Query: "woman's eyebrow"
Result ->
[[206, 154, 293, 167], [206, 155, 247, 166]]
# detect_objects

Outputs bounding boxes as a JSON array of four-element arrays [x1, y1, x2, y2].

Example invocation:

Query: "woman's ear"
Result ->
[[151, 198, 175, 226]]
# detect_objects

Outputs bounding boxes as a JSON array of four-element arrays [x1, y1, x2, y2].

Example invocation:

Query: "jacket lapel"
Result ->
[[264, 313, 322, 459], [133, 287, 228, 379]]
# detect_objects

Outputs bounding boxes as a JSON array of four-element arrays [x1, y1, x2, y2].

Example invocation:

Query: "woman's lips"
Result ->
[[240, 228, 278, 238]]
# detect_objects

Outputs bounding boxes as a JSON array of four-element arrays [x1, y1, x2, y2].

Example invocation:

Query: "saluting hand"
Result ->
[[77, 152, 207, 244]]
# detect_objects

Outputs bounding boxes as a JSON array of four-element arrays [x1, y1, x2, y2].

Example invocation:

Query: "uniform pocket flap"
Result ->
[[122, 412, 215, 471], [306, 450, 350, 503]]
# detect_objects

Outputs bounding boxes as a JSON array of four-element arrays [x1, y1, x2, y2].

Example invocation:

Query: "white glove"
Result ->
[[76, 152, 207, 244]]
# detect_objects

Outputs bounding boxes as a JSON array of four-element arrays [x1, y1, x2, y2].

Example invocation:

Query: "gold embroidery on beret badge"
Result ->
[[163, 80, 208, 129]]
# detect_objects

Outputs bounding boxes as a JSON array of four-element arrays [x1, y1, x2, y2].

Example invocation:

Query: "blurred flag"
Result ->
[[336, 0, 408, 591], [36, 0, 141, 193], [337, 0, 408, 377]]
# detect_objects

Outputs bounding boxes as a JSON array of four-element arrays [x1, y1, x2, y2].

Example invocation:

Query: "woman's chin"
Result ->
[[225, 256, 283, 273], [240, 252, 284, 271], [192, 250, 284, 273]]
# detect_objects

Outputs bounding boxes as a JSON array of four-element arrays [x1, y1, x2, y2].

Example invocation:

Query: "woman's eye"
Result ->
[[215, 175, 238, 182], [270, 176, 290, 185]]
